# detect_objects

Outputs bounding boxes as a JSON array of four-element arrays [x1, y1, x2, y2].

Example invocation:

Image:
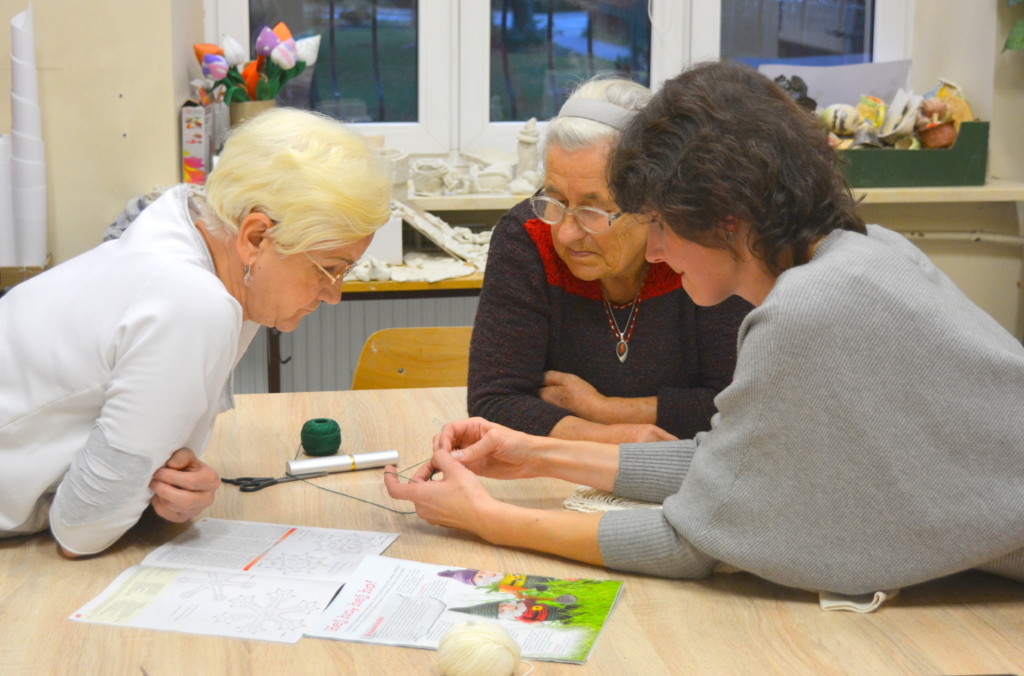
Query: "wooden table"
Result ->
[[2, 387, 1023, 675]]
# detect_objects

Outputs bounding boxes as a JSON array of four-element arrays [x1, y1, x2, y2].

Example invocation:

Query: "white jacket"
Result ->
[[0, 185, 257, 554]]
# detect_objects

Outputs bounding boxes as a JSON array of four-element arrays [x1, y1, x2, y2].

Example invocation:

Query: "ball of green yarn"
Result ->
[[301, 418, 341, 456]]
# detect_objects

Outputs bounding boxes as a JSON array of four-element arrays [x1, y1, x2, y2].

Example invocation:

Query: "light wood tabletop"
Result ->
[[2, 387, 1023, 676]]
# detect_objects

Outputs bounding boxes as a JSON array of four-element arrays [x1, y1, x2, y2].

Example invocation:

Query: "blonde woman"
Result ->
[[0, 108, 390, 558]]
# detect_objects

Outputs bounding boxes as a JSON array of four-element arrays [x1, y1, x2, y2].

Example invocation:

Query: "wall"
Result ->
[[892, 0, 1024, 337], [0, 0, 202, 264]]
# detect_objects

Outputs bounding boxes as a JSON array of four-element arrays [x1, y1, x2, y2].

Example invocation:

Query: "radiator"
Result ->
[[234, 295, 480, 394]]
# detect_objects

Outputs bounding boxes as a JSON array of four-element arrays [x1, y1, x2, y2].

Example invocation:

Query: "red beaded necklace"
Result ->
[[602, 293, 641, 363], [601, 265, 646, 363]]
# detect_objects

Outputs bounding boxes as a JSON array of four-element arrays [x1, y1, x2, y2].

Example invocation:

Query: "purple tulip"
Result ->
[[254, 25, 280, 56], [201, 53, 229, 81]]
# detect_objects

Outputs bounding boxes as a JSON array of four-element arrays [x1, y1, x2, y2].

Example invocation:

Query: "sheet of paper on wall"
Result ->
[[68, 518, 398, 643], [758, 59, 912, 109]]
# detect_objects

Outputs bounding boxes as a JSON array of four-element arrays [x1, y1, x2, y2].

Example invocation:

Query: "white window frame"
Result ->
[[205, 0, 912, 155]]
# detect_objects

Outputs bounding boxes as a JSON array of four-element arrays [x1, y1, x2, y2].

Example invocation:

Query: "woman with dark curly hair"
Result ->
[[386, 61, 1024, 598]]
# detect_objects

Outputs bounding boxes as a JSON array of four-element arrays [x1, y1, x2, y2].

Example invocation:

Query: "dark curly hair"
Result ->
[[608, 60, 864, 276]]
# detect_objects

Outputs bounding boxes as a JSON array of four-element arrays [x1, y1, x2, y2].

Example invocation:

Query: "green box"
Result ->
[[838, 121, 989, 188]]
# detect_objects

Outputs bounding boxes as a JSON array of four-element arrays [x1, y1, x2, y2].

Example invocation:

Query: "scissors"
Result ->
[[221, 471, 329, 493]]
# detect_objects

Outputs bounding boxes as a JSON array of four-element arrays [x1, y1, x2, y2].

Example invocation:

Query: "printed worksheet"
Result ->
[[306, 555, 623, 663], [69, 518, 398, 643]]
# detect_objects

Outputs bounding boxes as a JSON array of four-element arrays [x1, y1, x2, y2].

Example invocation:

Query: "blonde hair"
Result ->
[[545, 75, 652, 152], [202, 107, 391, 254]]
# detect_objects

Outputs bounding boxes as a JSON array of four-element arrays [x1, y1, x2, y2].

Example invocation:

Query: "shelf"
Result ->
[[404, 194, 525, 211], [853, 179, 1024, 204], [341, 272, 484, 294], [406, 180, 1024, 212]]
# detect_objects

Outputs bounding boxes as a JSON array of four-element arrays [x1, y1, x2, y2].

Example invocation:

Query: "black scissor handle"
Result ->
[[240, 478, 278, 492], [221, 476, 276, 491], [222, 472, 328, 492]]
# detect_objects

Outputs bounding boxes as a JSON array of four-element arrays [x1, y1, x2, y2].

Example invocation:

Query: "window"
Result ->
[[204, 0, 910, 154], [720, 0, 912, 68]]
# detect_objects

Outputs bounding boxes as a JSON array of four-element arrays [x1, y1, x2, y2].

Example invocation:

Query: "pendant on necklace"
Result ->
[[616, 340, 628, 363]]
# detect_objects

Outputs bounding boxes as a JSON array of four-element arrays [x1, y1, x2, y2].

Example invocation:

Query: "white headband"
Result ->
[[556, 97, 635, 130]]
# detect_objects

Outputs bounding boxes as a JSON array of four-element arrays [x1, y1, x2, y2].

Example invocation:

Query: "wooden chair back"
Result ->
[[351, 326, 473, 390]]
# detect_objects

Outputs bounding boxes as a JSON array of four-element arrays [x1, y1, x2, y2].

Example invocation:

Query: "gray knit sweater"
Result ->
[[598, 225, 1024, 594]]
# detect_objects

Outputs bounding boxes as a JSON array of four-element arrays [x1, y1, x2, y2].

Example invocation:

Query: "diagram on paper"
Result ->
[[215, 588, 323, 634]]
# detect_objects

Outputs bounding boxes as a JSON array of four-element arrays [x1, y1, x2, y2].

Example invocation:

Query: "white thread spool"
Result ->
[[437, 621, 530, 676]]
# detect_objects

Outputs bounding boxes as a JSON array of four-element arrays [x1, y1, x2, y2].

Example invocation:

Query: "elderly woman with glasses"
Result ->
[[0, 108, 390, 558], [468, 76, 751, 444]]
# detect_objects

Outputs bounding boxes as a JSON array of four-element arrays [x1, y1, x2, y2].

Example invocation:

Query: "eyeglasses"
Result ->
[[305, 254, 349, 287], [529, 194, 624, 234]]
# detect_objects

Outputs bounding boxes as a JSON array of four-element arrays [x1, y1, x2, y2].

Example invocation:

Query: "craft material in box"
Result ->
[[839, 121, 988, 188], [180, 101, 214, 185]]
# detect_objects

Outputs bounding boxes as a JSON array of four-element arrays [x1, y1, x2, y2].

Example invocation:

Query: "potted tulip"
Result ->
[[194, 22, 321, 126]]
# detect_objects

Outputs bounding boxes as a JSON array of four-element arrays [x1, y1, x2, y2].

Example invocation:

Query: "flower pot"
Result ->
[[229, 99, 276, 127]]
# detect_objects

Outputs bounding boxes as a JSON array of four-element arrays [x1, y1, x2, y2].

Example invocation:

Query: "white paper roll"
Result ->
[[11, 158, 45, 189], [0, 135, 15, 266], [11, 130, 44, 158], [10, 5, 47, 267], [10, 93, 42, 139], [10, 57, 37, 102], [286, 449, 400, 476], [10, 6, 35, 62]]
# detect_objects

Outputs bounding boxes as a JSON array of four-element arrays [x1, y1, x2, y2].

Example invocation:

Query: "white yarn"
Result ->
[[563, 485, 662, 513], [437, 621, 532, 676]]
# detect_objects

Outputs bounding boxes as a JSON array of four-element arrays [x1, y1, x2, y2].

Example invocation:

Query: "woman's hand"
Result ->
[[432, 417, 543, 480], [385, 448, 606, 566], [540, 370, 606, 420], [383, 447, 500, 539], [149, 448, 220, 523]]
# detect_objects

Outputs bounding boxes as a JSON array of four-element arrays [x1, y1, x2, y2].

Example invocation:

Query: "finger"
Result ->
[[150, 496, 190, 523], [165, 447, 198, 470], [152, 464, 220, 491], [383, 465, 419, 500], [435, 420, 475, 453], [432, 446, 472, 476], [408, 460, 437, 483], [542, 370, 563, 386], [150, 474, 218, 503], [150, 480, 216, 516], [433, 424, 459, 453]]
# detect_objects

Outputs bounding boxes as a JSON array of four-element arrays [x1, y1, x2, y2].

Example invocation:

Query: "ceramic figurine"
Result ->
[[478, 162, 513, 193], [373, 147, 410, 200], [411, 158, 447, 196], [442, 164, 479, 195], [516, 117, 540, 179]]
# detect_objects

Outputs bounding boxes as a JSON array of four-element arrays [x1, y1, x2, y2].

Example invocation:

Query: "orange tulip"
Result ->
[[241, 57, 262, 99], [193, 42, 224, 65], [272, 22, 293, 42]]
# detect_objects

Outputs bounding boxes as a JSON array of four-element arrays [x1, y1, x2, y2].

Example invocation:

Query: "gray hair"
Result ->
[[545, 75, 653, 152]]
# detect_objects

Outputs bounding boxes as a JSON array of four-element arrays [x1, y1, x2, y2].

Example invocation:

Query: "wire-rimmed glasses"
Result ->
[[530, 193, 624, 234], [305, 254, 348, 287]]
